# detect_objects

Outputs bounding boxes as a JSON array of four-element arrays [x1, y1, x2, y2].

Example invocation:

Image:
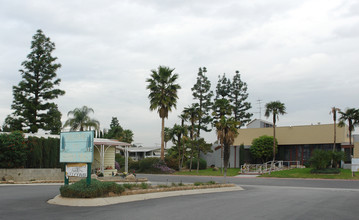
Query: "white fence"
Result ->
[[240, 161, 301, 174]]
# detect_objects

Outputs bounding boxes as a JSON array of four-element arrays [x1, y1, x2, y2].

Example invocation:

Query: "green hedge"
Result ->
[[0, 132, 62, 169], [60, 179, 125, 198], [26, 136, 62, 169], [186, 158, 207, 170]]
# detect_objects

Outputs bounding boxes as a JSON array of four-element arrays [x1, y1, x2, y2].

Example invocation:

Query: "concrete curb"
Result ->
[[47, 186, 244, 207]]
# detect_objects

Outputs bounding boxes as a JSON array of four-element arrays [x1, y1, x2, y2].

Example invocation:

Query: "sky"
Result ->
[[0, 0, 358, 147]]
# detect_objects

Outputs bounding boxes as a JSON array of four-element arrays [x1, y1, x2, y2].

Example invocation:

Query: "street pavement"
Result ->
[[1, 175, 359, 220]]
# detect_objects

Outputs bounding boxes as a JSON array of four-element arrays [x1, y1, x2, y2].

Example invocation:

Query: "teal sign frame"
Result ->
[[60, 131, 94, 163]]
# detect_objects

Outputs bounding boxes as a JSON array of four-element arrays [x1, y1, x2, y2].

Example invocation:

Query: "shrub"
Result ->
[[60, 179, 125, 198], [129, 160, 140, 170], [310, 150, 331, 170], [165, 155, 180, 171], [186, 158, 207, 170], [139, 157, 161, 172], [249, 135, 277, 163], [0, 131, 28, 168], [140, 182, 150, 189], [331, 151, 345, 168]]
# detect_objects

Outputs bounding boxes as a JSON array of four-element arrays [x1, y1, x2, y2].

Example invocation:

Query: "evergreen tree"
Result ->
[[212, 73, 232, 173], [191, 67, 213, 136], [43, 104, 62, 134], [106, 117, 124, 139], [230, 71, 252, 128], [10, 29, 65, 133], [191, 67, 213, 172], [105, 117, 134, 143]]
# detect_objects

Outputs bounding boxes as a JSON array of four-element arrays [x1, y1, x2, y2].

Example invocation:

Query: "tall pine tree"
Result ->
[[10, 29, 65, 133], [230, 71, 252, 128], [191, 67, 213, 136], [191, 67, 213, 172]]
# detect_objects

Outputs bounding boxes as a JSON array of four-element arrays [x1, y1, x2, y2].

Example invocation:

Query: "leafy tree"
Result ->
[[10, 29, 65, 133], [0, 131, 28, 168], [63, 106, 99, 131], [250, 135, 277, 163], [146, 66, 181, 160], [265, 101, 286, 161], [338, 108, 359, 146], [121, 130, 134, 143], [230, 71, 252, 128]]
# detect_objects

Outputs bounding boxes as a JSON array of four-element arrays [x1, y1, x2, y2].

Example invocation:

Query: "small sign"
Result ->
[[66, 163, 88, 177], [352, 158, 359, 172], [60, 131, 94, 163]]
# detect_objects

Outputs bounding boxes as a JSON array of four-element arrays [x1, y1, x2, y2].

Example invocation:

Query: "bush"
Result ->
[[310, 150, 331, 170], [129, 160, 140, 170], [138, 157, 175, 174], [139, 157, 161, 172], [60, 179, 125, 198], [0, 131, 28, 168], [250, 135, 277, 163], [186, 158, 207, 170], [165, 156, 180, 171], [331, 151, 345, 168]]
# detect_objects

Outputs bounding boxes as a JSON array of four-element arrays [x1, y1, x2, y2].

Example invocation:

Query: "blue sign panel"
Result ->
[[60, 131, 94, 163]]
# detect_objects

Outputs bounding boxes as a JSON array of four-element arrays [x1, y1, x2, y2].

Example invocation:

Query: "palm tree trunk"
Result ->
[[181, 142, 185, 169], [161, 117, 165, 160], [273, 114, 276, 162]]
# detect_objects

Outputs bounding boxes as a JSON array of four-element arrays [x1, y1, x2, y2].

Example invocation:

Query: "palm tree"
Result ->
[[338, 108, 359, 146], [183, 104, 199, 171], [215, 116, 239, 177], [63, 106, 100, 131], [330, 107, 341, 152], [212, 98, 233, 173], [265, 101, 286, 161], [146, 66, 181, 160]]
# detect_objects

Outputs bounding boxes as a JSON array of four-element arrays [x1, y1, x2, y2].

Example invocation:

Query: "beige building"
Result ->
[[233, 119, 353, 166]]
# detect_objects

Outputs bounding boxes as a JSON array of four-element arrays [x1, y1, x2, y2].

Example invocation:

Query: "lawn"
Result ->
[[173, 168, 241, 177], [259, 168, 359, 180]]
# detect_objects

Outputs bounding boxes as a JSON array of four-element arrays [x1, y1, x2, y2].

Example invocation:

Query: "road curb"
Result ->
[[47, 186, 244, 207]]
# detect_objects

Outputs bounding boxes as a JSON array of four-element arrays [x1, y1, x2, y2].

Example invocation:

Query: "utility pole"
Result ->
[[256, 99, 263, 119]]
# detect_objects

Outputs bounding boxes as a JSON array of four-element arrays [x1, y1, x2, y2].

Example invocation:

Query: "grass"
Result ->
[[259, 168, 359, 180], [173, 168, 241, 177]]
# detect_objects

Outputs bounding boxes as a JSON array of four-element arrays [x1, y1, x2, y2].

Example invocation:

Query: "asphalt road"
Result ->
[[1, 175, 359, 220]]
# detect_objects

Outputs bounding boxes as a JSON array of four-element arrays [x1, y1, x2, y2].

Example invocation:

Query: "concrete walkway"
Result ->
[[48, 186, 243, 207]]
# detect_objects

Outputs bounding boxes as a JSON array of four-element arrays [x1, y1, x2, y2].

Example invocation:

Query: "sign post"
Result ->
[[60, 131, 94, 186]]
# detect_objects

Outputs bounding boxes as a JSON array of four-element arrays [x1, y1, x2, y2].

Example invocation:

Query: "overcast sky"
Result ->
[[1, 0, 358, 146]]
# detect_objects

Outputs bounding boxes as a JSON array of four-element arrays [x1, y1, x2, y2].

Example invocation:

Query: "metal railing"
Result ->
[[240, 160, 301, 174]]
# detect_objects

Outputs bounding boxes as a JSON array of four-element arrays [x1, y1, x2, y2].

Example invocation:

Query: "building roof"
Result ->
[[94, 138, 131, 146], [246, 118, 273, 127], [117, 146, 161, 152]]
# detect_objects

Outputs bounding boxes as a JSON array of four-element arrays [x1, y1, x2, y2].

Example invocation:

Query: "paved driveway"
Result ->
[[1, 176, 359, 220]]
